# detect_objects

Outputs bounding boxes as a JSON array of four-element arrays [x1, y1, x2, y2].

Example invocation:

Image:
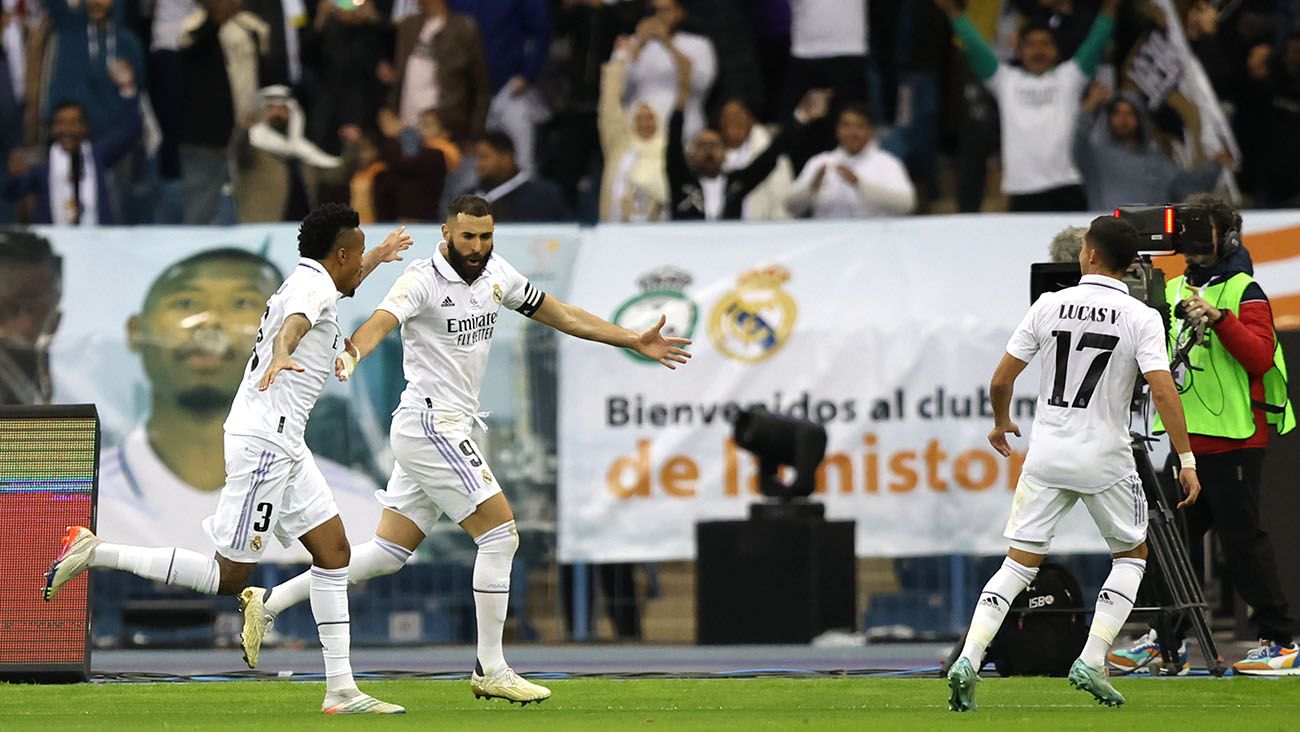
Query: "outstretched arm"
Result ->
[[530, 295, 691, 369], [358, 226, 413, 284], [987, 353, 1029, 456], [336, 310, 400, 381], [258, 314, 312, 390], [1072, 0, 1119, 77], [935, 0, 999, 81]]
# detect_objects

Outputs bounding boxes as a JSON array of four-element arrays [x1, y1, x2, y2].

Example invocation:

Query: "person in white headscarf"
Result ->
[[599, 41, 668, 222], [235, 85, 342, 222]]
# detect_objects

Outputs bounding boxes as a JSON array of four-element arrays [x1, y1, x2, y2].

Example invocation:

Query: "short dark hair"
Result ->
[[447, 194, 492, 220], [838, 102, 873, 125], [0, 229, 61, 280], [1086, 215, 1140, 271], [1183, 192, 1241, 243], [298, 203, 360, 260], [1019, 17, 1056, 43], [143, 248, 283, 312], [50, 100, 85, 117], [478, 131, 516, 157]]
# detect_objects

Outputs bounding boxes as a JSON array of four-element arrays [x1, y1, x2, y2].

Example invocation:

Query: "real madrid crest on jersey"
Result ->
[[492, 282, 503, 303], [611, 267, 699, 364], [250, 535, 263, 552], [708, 265, 797, 362]]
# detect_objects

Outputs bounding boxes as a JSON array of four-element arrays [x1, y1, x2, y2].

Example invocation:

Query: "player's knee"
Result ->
[[474, 520, 519, 558]]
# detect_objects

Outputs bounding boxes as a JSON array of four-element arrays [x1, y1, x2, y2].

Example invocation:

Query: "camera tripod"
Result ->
[[1128, 430, 1227, 677]]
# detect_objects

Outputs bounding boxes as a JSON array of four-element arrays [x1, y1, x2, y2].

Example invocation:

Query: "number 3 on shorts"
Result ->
[[459, 439, 483, 467], [252, 501, 273, 532]]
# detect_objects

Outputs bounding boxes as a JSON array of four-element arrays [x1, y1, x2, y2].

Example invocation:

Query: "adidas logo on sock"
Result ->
[[1098, 591, 1114, 605], [978, 594, 1000, 609], [441, 296, 455, 307]]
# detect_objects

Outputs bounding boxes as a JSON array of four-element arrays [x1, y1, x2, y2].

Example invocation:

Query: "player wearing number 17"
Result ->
[[237, 194, 693, 705], [946, 216, 1202, 711], [42, 205, 414, 714]]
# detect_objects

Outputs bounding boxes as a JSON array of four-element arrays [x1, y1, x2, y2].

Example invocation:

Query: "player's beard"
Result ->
[[176, 385, 231, 414], [448, 242, 493, 283]]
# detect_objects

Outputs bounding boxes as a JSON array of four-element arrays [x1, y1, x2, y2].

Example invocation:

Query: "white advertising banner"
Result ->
[[557, 213, 1300, 562]]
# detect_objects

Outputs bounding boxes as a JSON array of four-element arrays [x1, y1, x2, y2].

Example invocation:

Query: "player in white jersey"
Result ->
[[238, 194, 693, 704], [946, 216, 1202, 711], [43, 204, 413, 715]]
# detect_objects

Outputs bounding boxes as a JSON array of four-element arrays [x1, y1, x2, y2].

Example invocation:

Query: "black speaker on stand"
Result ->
[[696, 410, 856, 644]]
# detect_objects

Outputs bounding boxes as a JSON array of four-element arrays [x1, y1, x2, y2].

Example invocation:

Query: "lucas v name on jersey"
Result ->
[[1058, 303, 1123, 325], [448, 311, 498, 346]]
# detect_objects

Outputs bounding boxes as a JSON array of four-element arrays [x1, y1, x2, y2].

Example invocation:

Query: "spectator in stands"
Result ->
[[620, 0, 715, 141], [4, 96, 142, 224], [467, 130, 569, 222], [243, 0, 303, 88], [1073, 82, 1229, 212], [784, 102, 914, 219], [392, 0, 489, 211], [785, 0, 868, 112], [457, 0, 551, 172], [720, 97, 794, 221], [341, 126, 389, 224], [666, 49, 828, 221], [43, 0, 147, 140], [234, 85, 343, 222], [374, 106, 447, 221], [302, 0, 393, 156], [179, 0, 269, 224], [148, 0, 199, 194], [1240, 32, 1300, 207], [392, 0, 489, 144], [937, 0, 1119, 212], [599, 38, 668, 222]]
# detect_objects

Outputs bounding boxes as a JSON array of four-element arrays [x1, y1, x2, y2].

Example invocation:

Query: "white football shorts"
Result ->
[[203, 433, 340, 563], [1004, 472, 1147, 554], [377, 408, 502, 531]]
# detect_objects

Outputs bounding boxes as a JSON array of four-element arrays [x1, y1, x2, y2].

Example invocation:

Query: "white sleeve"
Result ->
[[986, 65, 1010, 96], [498, 259, 546, 317], [1006, 298, 1045, 362], [376, 265, 433, 323], [1133, 308, 1170, 374], [282, 279, 333, 326]]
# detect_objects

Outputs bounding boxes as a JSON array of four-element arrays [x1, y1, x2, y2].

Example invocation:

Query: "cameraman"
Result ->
[[1110, 193, 1298, 676]]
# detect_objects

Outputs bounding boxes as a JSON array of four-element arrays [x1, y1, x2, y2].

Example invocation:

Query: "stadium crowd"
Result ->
[[0, 0, 1298, 227]]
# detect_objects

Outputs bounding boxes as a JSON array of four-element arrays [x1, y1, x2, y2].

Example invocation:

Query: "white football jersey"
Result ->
[[224, 258, 342, 458], [1008, 274, 1169, 492], [377, 247, 544, 418], [96, 427, 382, 562]]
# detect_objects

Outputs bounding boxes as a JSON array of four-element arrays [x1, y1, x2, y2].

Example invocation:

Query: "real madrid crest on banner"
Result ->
[[611, 267, 699, 364], [708, 265, 797, 362]]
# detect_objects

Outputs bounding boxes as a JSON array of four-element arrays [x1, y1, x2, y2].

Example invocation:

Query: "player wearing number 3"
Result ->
[[238, 194, 692, 705], [946, 216, 1201, 711], [43, 204, 414, 714]]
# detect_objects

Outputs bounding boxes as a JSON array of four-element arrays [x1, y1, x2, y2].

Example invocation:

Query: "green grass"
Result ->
[[1, 676, 1296, 731]]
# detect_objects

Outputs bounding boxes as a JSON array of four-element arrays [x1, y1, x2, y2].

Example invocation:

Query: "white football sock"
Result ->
[[960, 557, 1039, 668], [1080, 557, 1146, 669], [472, 521, 518, 677], [91, 543, 219, 595], [310, 565, 357, 695], [264, 538, 411, 618]]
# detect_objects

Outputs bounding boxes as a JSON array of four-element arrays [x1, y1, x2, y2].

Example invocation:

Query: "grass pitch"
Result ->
[[1, 676, 1295, 731]]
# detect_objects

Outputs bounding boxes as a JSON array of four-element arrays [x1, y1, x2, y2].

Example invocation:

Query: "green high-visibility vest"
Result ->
[[1155, 273, 1295, 438]]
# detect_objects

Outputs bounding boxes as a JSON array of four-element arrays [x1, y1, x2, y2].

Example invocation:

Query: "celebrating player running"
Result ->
[[947, 216, 1200, 711], [43, 205, 412, 715], [238, 194, 691, 705]]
